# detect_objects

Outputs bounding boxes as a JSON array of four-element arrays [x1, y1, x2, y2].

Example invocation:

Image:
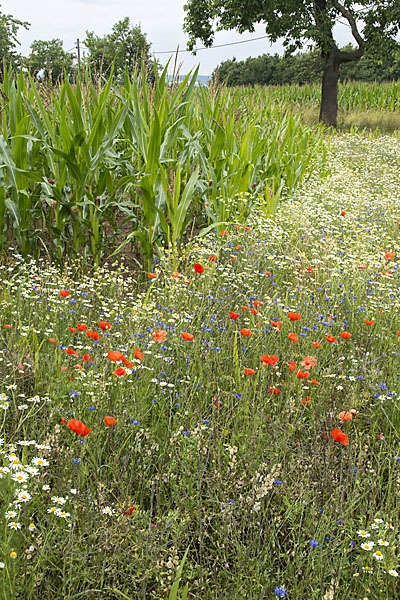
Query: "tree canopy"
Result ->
[[0, 4, 29, 71], [26, 39, 75, 83], [83, 18, 153, 78], [184, 0, 400, 125]]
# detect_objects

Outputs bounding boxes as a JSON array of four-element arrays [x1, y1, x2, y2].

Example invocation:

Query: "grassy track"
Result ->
[[0, 133, 399, 599]]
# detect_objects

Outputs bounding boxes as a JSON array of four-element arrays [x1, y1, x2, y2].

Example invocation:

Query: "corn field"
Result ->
[[0, 65, 327, 267], [259, 80, 400, 112]]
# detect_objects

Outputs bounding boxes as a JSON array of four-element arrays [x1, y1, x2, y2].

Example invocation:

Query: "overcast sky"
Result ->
[[3, 0, 356, 75]]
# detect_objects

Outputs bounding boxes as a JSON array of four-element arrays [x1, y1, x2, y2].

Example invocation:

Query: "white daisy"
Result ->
[[361, 542, 375, 551], [357, 530, 370, 538]]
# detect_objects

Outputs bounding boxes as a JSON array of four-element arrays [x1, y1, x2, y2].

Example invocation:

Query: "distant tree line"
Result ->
[[213, 46, 400, 86], [0, 6, 156, 84]]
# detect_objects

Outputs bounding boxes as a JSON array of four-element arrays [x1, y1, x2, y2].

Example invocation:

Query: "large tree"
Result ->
[[83, 17, 152, 78], [183, 1, 400, 127], [0, 5, 29, 73], [27, 39, 75, 83]]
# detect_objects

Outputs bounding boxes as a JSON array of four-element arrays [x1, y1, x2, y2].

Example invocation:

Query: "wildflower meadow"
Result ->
[[1, 89, 400, 599]]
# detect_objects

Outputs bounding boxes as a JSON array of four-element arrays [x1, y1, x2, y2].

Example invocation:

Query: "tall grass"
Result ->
[[0, 65, 326, 267]]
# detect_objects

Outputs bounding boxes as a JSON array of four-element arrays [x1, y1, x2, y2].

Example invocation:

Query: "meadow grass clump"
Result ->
[[0, 133, 399, 599]]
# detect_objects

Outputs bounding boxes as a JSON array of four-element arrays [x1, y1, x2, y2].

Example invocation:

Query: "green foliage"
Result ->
[[26, 39, 75, 84], [0, 65, 326, 268], [83, 18, 153, 79], [214, 47, 400, 86], [184, 1, 400, 59], [0, 4, 29, 72]]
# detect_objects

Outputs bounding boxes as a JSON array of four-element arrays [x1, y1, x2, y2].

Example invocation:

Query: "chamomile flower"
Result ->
[[361, 542, 375, 551], [31, 457, 49, 467], [101, 506, 114, 515], [373, 550, 384, 560], [12, 471, 29, 484], [357, 530, 370, 538], [15, 490, 31, 503], [388, 570, 398, 577], [5, 510, 17, 519], [8, 522, 21, 530], [378, 539, 389, 546], [28, 523, 36, 531]]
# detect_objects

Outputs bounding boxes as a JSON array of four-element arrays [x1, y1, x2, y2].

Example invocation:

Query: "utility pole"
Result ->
[[76, 38, 81, 65]]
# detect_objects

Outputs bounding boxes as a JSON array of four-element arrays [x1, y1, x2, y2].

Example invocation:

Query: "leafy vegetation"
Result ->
[[0, 133, 399, 599], [0, 66, 326, 267], [213, 47, 400, 86]]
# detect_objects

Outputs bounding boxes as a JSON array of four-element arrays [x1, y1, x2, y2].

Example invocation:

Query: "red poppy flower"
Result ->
[[310, 379, 320, 385], [324, 335, 337, 343], [307, 267, 314, 273], [172, 272, 182, 279], [253, 301, 262, 307], [301, 356, 317, 369], [340, 331, 351, 339], [148, 272, 157, 278], [265, 271, 273, 276], [269, 387, 281, 395], [60, 290, 70, 297], [260, 354, 279, 366], [86, 329, 93, 337], [240, 329, 252, 337], [74, 364, 82, 370], [341, 211, 346, 216], [338, 411, 352, 422], [68, 327, 76, 333], [358, 264, 366, 270], [134, 348, 144, 361], [83, 354, 92, 362], [244, 368, 256, 375], [385, 252, 395, 261], [250, 308, 258, 315], [77, 323, 87, 332], [181, 332, 194, 341], [104, 416, 118, 427], [209, 255, 218, 261], [49, 337, 58, 343], [194, 263, 204, 273], [311, 341, 322, 348], [121, 356, 134, 368], [220, 230, 228, 236], [90, 331, 101, 341], [113, 367, 126, 377], [331, 428, 349, 446], [287, 312, 301, 321], [229, 311, 240, 320], [271, 321, 282, 330], [302, 396, 311, 406], [288, 332, 298, 343], [363, 319, 375, 326], [67, 419, 92, 437], [288, 361, 297, 371], [123, 507, 136, 515], [152, 329, 167, 342], [241, 306, 248, 311], [61, 366, 68, 371], [65, 347, 78, 357], [107, 350, 123, 362], [4, 324, 12, 328], [296, 369, 309, 379], [244, 226, 251, 232], [98, 321, 111, 330], [236, 245, 241, 250]]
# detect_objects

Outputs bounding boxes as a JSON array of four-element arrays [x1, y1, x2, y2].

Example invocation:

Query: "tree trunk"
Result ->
[[319, 47, 340, 128]]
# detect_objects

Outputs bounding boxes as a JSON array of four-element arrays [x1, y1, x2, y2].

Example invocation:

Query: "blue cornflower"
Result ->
[[73, 458, 80, 464], [274, 586, 287, 597], [310, 540, 319, 547]]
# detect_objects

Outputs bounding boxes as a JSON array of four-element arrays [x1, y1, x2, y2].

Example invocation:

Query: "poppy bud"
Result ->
[[48, 179, 55, 185], [209, 180, 213, 186]]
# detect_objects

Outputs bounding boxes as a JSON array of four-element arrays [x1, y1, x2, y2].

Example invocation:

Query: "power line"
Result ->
[[150, 35, 269, 55]]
